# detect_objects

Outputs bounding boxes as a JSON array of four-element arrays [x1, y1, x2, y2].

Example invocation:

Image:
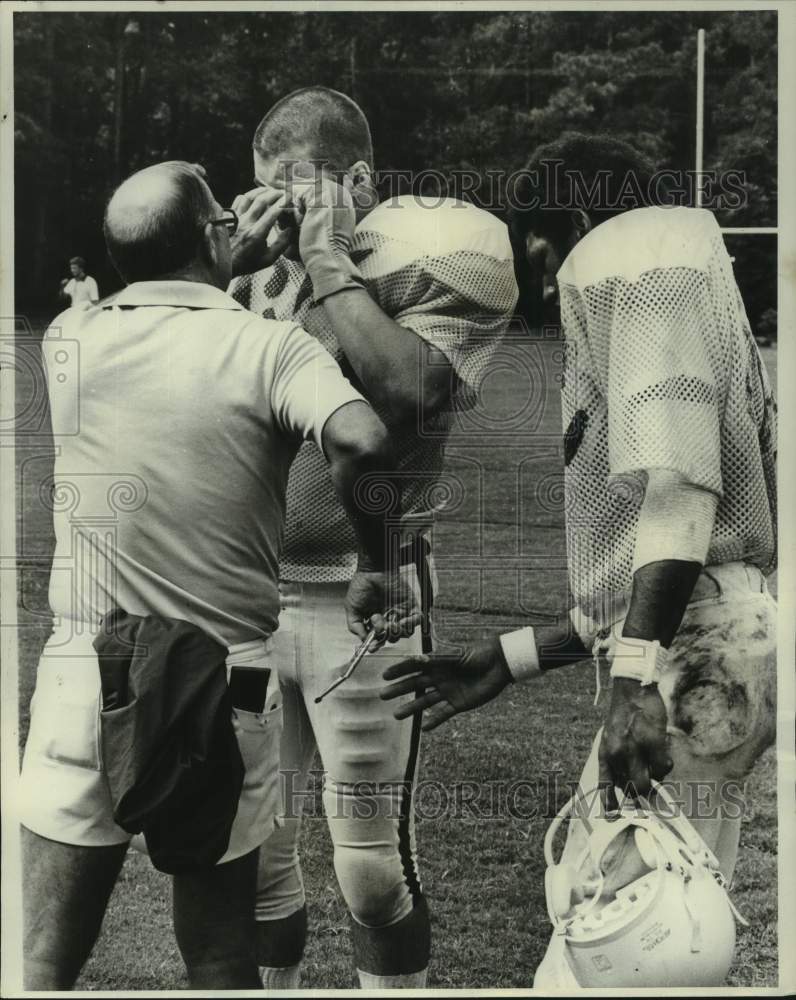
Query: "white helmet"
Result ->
[[543, 781, 747, 988]]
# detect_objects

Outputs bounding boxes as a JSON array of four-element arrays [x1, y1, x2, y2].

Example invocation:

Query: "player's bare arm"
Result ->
[[380, 619, 591, 732], [598, 559, 700, 809], [597, 463, 720, 804], [321, 400, 421, 643], [294, 172, 455, 425]]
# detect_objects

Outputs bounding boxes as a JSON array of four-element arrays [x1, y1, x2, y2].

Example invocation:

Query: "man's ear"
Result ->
[[347, 159, 378, 214], [347, 159, 373, 188], [200, 222, 219, 267], [571, 209, 592, 242]]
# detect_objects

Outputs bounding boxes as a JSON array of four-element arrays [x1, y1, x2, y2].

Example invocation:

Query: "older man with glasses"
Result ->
[[19, 160, 416, 990]]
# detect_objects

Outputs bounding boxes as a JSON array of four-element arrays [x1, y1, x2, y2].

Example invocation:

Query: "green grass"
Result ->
[[14, 321, 779, 989]]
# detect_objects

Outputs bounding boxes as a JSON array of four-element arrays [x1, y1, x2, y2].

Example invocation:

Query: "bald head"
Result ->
[[104, 161, 216, 283], [253, 87, 373, 173]]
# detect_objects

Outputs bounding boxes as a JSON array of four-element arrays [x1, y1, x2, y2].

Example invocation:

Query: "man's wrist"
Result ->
[[305, 251, 365, 303], [498, 627, 540, 683], [609, 635, 668, 686]]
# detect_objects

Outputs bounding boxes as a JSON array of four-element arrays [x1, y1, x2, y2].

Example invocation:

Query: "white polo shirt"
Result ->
[[64, 275, 99, 307], [44, 280, 365, 645]]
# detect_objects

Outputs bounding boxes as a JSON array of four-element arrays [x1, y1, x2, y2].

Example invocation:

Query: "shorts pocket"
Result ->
[[31, 662, 103, 771], [232, 698, 283, 791]]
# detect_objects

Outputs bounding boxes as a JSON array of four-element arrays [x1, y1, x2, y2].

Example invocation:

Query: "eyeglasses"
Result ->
[[209, 208, 238, 237]]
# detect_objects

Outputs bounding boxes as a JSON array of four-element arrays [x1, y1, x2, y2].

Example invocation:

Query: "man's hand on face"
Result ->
[[598, 677, 673, 811], [283, 164, 363, 302], [229, 186, 295, 277], [380, 637, 513, 732], [288, 167, 357, 262], [344, 565, 422, 646]]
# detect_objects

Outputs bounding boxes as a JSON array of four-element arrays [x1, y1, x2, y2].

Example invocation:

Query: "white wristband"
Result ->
[[609, 635, 668, 686], [499, 627, 540, 682]]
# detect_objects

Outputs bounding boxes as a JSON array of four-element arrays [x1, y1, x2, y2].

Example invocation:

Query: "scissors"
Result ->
[[314, 628, 380, 704]]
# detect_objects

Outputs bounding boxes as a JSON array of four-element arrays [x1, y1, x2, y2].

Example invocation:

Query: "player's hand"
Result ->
[[294, 172, 357, 258], [345, 567, 422, 644], [229, 186, 295, 277], [286, 163, 362, 301], [598, 677, 673, 810], [380, 637, 513, 732]]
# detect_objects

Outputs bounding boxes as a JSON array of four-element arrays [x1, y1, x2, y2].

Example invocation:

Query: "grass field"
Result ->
[[13, 318, 778, 990]]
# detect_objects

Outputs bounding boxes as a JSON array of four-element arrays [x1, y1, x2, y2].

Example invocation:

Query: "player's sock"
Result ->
[[255, 903, 306, 988], [357, 968, 428, 989], [350, 894, 430, 989], [259, 963, 301, 989]]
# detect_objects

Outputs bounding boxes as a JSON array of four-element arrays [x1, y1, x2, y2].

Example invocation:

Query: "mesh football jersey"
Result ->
[[557, 206, 777, 623], [231, 195, 518, 581]]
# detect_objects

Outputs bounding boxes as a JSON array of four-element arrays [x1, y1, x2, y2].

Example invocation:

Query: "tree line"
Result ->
[[13, 9, 777, 334]]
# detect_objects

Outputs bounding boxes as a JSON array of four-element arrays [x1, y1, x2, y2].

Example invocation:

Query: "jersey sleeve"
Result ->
[[354, 204, 518, 399], [586, 266, 724, 494], [87, 277, 99, 301], [390, 249, 518, 394], [270, 324, 366, 452]]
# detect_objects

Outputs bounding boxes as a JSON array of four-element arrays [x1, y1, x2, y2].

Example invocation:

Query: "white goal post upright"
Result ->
[[696, 28, 705, 208]]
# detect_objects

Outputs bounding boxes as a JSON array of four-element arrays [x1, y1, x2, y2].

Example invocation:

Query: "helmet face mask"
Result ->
[[543, 782, 746, 988]]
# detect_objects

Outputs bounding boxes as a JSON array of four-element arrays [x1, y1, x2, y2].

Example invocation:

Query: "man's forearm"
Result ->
[[322, 289, 451, 423], [327, 439, 398, 571], [621, 559, 702, 647]]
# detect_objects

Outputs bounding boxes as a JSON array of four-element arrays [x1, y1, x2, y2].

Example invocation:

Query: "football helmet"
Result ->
[[543, 781, 747, 987]]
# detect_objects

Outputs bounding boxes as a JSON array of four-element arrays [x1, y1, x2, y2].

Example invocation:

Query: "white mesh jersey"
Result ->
[[231, 195, 518, 581], [556, 206, 777, 623]]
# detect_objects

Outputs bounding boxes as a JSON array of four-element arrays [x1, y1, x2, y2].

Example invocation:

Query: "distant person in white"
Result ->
[[59, 256, 99, 307]]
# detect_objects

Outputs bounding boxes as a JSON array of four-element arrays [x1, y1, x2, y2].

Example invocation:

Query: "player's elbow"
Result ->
[[323, 401, 394, 472], [351, 418, 394, 472], [380, 374, 451, 427]]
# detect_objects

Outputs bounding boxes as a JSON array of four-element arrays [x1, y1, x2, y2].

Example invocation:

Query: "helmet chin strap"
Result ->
[[544, 780, 748, 937]]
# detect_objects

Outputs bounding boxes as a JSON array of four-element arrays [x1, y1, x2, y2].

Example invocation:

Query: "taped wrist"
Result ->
[[305, 250, 365, 302], [609, 635, 668, 686], [299, 194, 364, 302], [499, 627, 540, 682]]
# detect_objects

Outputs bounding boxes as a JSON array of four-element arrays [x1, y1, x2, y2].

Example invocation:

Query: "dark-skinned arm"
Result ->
[[379, 612, 592, 732], [597, 462, 720, 805], [597, 558, 701, 807]]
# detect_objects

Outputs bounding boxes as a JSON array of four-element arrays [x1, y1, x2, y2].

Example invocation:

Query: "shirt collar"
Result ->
[[104, 280, 245, 311]]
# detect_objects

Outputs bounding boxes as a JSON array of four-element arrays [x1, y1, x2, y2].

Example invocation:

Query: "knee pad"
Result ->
[[255, 816, 305, 922], [323, 781, 420, 928]]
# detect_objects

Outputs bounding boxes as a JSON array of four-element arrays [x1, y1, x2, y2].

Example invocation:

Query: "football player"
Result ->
[[381, 133, 777, 986], [229, 87, 518, 989]]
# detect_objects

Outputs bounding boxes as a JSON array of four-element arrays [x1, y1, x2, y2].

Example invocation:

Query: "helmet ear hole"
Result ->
[[634, 828, 658, 870]]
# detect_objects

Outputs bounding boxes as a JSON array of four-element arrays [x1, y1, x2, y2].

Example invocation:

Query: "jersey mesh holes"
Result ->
[[558, 226, 776, 616]]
